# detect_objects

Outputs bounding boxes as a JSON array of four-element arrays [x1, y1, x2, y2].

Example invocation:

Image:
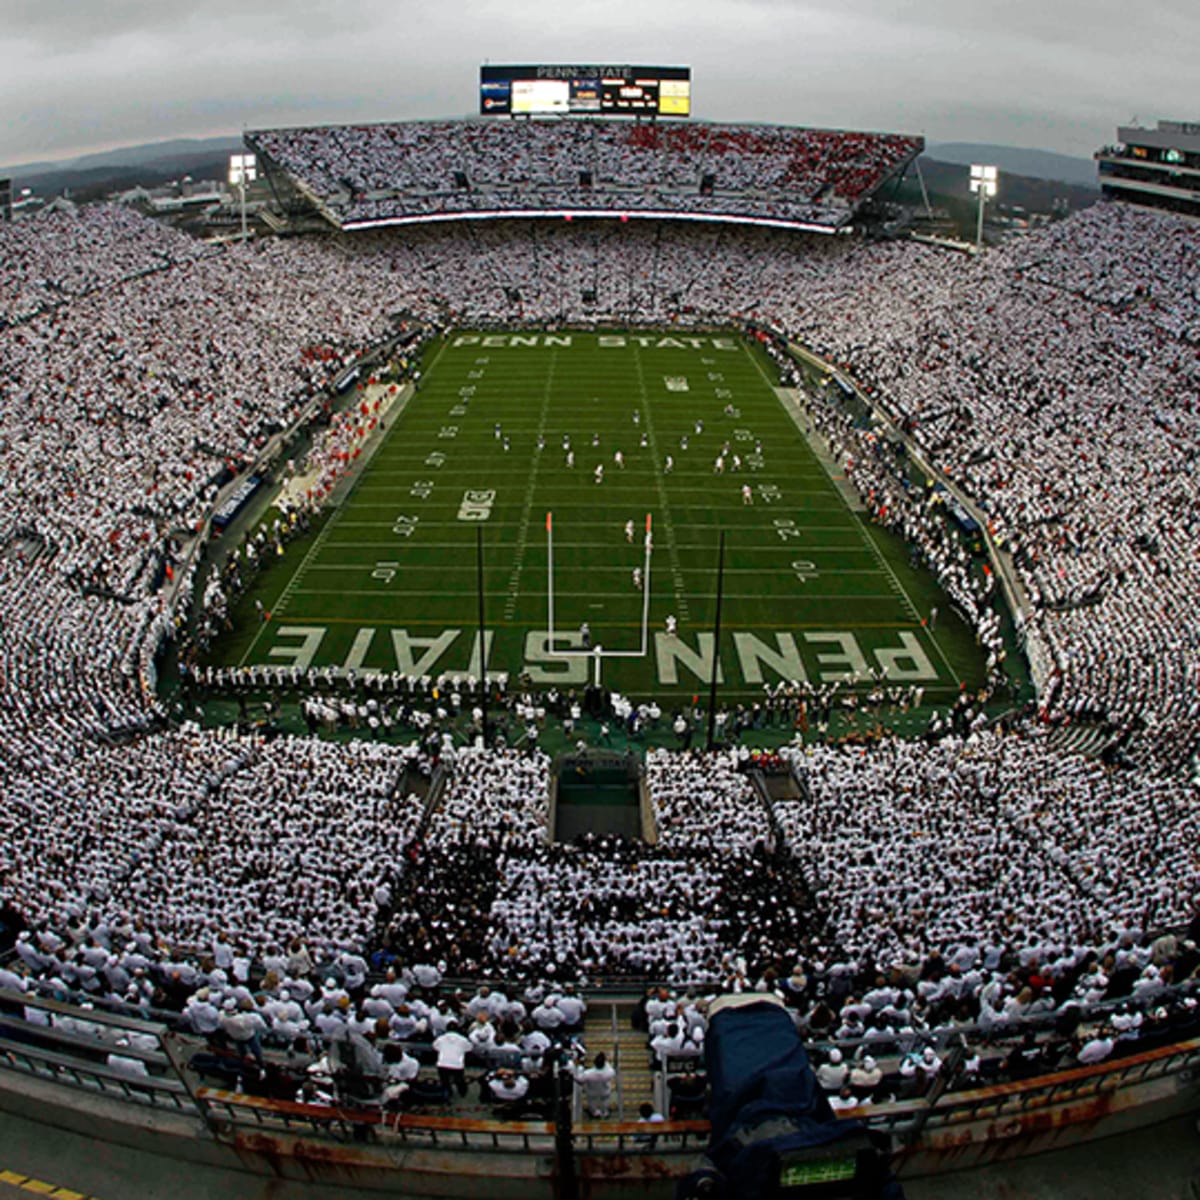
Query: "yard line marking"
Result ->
[[634, 343, 690, 621], [503, 349, 556, 620]]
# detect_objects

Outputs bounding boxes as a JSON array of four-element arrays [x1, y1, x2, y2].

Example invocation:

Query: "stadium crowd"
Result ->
[[249, 119, 921, 227], [0, 193, 1198, 1104]]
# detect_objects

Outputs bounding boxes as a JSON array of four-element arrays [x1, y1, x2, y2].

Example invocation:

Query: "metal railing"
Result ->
[[0, 989, 190, 1111], [197, 1086, 558, 1150], [2, 984, 1198, 1175], [854, 1033, 1200, 1145]]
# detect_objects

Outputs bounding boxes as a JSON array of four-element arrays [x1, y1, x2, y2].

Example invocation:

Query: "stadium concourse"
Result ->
[[0, 178, 1198, 1112]]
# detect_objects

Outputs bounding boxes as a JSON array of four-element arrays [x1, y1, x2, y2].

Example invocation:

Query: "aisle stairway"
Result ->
[[581, 997, 656, 1120]]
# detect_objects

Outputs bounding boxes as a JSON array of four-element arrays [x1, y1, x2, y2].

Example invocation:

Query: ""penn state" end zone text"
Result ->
[[451, 335, 739, 350]]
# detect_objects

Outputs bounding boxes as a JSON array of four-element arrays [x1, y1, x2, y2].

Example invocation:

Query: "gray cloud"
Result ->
[[1, 0, 1195, 165]]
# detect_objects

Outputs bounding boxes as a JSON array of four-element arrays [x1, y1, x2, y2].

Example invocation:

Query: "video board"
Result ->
[[0, 179, 11, 223], [480, 65, 690, 118]]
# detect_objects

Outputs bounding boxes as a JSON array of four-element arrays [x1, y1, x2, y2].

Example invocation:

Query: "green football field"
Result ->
[[221, 330, 987, 702]]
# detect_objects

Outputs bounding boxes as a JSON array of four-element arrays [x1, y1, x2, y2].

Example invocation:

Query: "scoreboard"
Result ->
[[0, 179, 11, 223], [480, 65, 690, 118]]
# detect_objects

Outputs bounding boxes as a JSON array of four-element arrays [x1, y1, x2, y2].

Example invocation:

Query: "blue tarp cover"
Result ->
[[704, 1000, 866, 1198]]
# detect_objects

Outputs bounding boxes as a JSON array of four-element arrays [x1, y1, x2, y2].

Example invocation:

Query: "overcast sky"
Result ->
[[2, 0, 1196, 165]]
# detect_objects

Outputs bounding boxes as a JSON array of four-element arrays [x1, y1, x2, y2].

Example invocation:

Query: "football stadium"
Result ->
[[0, 60, 1198, 1200]]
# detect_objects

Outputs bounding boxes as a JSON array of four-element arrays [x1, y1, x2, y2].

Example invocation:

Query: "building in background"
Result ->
[[1096, 120, 1200, 216]]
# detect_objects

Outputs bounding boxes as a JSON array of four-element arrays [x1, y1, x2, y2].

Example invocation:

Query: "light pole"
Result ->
[[969, 164, 997, 250], [228, 153, 257, 239]]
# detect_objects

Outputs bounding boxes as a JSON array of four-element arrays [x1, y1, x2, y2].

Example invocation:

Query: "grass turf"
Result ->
[[210, 330, 989, 704]]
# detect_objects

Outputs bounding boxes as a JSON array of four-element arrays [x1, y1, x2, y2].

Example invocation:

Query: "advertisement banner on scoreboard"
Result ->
[[569, 77, 601, 112], [480, 65, 690, 117], [480, 81, 511, 114]]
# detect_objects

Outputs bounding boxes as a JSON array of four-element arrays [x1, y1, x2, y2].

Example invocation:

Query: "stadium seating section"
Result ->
[[0, 196, 1197, 1103], [247, 120, 922, 228]]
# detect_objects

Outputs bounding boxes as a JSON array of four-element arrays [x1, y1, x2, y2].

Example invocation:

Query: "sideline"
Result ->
[[743, 341, 960, 685]]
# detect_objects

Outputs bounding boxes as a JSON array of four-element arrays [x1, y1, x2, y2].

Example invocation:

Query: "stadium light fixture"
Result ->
[[969, 164, 998, 250], [228, 153, 257, 240]]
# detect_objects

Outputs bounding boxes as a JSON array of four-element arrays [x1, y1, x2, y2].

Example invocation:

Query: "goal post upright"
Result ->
[[546, 510, 555, 652], [639, 513, 653, 657]]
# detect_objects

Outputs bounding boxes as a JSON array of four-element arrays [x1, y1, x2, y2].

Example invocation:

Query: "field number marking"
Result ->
[[457, 489, 496, 522]]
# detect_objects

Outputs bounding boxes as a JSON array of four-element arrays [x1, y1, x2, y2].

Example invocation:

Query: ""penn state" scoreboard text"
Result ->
[[480, 65, 691, 118]]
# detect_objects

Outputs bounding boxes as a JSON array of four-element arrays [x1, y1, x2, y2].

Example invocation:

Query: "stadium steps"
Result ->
[[415, 763, 449, 839], [613, 1024, 656, 1118], [1047, 723, 1110, 757], [747, 770, 783, 848], [582, 998, 655, 1119], [258, 207, 288, 234]]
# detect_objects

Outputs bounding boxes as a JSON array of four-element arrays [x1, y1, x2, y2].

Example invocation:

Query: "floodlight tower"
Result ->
[[228, 153, 257, 239], [969, 164, 998, 250]]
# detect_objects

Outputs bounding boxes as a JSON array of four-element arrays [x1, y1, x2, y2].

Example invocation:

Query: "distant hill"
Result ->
[[1, 136, 245, 180], [914, 158, 1099, 212], [925, 143, 1098, 189], [892, 158, 1099, 242], [0, 137, 246, 205], [2, 131, 1102, 219]]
